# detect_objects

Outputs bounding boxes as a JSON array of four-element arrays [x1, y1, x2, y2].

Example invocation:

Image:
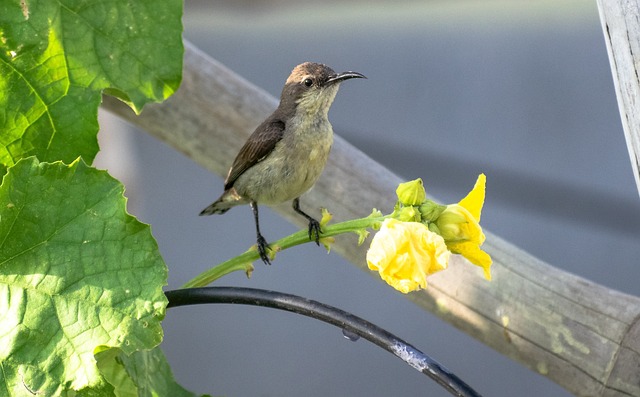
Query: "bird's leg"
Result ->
[[250, 201, 271, 265], [292, 198, 321, 245]]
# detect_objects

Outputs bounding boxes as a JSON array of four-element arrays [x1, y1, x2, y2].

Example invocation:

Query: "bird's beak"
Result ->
[[326, 71, 367, 86]]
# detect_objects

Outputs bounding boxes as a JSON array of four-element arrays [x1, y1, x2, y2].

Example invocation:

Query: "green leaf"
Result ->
[[0, 157, 168, 396], [0, 0, 183, 168], [96, 347, 209, 397]]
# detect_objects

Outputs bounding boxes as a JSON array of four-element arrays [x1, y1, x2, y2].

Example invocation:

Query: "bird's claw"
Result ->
[[308, 219, 321, 246], [256, 234, 271, 265]]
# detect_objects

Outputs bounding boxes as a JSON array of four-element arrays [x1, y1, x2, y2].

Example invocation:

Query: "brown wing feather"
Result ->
[[224, 119, 285, 190]]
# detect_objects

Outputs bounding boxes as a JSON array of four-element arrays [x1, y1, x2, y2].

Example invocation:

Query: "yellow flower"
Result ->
[[367, 218, 450, 293], [396, 179, 426, 206], [435, 174, 492, 280]]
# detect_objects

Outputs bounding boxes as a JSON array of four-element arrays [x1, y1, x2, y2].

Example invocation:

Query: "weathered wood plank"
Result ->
[[597, 0, 640, 197]]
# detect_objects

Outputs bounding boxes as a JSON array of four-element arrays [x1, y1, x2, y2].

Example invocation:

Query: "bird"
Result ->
[[200, 62, 365, 265]]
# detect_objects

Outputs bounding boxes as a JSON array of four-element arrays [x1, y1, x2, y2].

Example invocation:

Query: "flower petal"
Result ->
[[448, 241, 492, 280], [367, 219, 450, 293], [458, 174, 486, 221]]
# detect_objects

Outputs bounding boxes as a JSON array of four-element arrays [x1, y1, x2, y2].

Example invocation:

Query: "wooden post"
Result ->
[[102, 41, 640, 396], [597, 0, 640, 197]]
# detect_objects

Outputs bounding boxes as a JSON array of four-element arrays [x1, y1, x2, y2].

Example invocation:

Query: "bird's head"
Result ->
[[279, 62, 365, 117]]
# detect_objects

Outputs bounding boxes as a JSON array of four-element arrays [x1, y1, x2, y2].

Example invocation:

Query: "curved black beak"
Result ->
[[326, 71, 367, 86]]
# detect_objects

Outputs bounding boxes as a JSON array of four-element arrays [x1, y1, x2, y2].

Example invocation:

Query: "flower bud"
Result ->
[[419, 200, 446, 222], [396, 206, 421, 222], [396, 179, 426, 206], [435, 204, 472, 242]]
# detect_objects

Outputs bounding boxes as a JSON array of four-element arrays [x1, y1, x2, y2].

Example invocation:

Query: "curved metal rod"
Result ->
[[166, 287, 482, 397]]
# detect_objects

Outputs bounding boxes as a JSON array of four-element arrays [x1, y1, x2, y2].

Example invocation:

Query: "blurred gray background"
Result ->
[[97, 1, 640, 396]]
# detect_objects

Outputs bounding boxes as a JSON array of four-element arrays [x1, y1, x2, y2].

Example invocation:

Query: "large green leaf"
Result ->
[[96, 347, 209, 397], [0, 157, 168, 395], [0, 0, 183, 168]]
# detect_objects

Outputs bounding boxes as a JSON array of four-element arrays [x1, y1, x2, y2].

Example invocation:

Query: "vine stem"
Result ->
[[182, 213, 387, 288], [165, 286, 483, 397]]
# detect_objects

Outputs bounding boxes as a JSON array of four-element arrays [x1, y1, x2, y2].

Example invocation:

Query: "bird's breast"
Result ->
[[234, 116, 333, 204]]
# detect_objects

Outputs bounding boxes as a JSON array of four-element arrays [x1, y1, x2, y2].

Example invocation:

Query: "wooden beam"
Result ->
[[101, 41, 640, 396], [597, 0, 640, 197]]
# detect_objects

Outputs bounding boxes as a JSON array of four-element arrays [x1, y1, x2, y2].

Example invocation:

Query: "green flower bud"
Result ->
[[396, 206, 421, 222], [435, 205, 470, 242], [419, 200, 447, 222], [396, 179, 426, 206]]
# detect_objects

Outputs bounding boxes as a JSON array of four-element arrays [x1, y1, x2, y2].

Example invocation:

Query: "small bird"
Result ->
[[200, 62, 365, 265]]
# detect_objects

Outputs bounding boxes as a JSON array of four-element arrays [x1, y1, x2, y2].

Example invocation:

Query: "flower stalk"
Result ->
[[182, 211, 388, 288], [184, 174, 492, 293]]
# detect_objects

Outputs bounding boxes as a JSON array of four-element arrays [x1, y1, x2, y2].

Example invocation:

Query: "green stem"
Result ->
[[182, 213, 388, 288]]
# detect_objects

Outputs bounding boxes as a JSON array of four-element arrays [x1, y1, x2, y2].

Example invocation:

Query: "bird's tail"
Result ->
[[199, 200, 232, 216], [199, 188, 247, 216]]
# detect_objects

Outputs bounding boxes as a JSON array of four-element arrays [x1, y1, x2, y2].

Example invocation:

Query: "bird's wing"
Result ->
[[224, 119, 286, 190]]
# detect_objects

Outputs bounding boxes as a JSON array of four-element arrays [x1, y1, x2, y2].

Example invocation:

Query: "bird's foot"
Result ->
[[308, 218, 321, 246], [292, 198, 322, 246], [256, 234, 272, 265]]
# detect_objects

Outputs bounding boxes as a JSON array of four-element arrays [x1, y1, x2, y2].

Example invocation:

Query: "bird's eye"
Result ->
[[303, 78, 313, 87]]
